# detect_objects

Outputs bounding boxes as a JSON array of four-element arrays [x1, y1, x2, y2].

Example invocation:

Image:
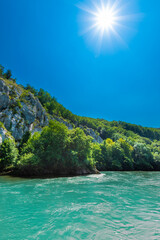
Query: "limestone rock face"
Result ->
[[85, 128, 103, 144], [0, 94, 10, 110], [0, 79, 48, 141], [0, 125, 13, 144], [0, 78, 102, 144], [0, 79, 9, 94], [0, 127, 8, 144], [80, 126, 103, 144], [53, 116, 73, 130]]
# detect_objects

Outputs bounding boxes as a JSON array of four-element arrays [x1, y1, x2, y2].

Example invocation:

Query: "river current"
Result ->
[[0, 172, 160, 239]]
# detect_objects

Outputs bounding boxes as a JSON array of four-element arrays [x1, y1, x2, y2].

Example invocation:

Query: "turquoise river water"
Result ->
[[0, 172, 160, 240]]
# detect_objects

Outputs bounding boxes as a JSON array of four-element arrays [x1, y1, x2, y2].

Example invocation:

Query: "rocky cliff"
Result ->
[[0, 78, 48, 141], [0, 78, 102, 143]]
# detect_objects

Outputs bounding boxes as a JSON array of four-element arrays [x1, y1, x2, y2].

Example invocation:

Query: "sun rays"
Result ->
[[77, 0, 142, 52]]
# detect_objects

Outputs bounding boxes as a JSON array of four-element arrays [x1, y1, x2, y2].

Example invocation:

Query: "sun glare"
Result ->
[[78, 0, 141, 51], [95, 8, 116, 31]]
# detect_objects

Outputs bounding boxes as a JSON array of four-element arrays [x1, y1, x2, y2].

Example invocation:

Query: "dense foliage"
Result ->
[[0, 121, 95, 176], [1, 123, 160, 175], [0, 139, 18, 172]]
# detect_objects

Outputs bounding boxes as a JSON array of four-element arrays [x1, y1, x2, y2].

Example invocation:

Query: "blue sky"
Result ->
[[0, 0, 160, 127]]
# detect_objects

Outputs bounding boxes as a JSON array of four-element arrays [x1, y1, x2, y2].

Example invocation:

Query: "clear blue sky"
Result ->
[[0, 0, 160, 127]]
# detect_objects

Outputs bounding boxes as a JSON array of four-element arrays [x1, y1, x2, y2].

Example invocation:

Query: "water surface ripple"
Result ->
[[0, 172, 160, 239]]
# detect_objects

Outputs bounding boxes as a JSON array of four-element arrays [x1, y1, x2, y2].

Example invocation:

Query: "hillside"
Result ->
[[0, 67, 160, 176]]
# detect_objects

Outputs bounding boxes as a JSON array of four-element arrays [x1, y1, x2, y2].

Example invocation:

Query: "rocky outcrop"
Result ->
[[0, 94, 10, 110], [0, 78, 48, 141], [53, 116, 73, 130], [85, 128, 103, 143], [0, 124, 13, 144], [79, 126, 103, 143], [0, 78, 102, 144], [0, 79, 10, 94]]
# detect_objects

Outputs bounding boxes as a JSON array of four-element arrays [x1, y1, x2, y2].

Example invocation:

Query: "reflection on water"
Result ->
[[0, 172, 160, 240]]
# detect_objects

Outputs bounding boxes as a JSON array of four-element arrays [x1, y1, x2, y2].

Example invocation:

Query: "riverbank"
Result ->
[[0, 167, 100, 178]]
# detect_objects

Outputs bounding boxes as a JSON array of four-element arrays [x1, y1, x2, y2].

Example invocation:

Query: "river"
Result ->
[[0, 172, 160, 239]]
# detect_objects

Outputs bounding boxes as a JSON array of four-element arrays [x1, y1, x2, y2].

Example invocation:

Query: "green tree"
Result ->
[[152, 152, 160, 170], [25, 84, 38, 96], [117, 138, 134, 170], [0, 138, 18, 171], [18, 131, 31, 153], [18, 121, 96, 176], [67, 128, 94, 168], [19, 121, 68, 174], [92, 143, 103, 170], [133, 143, 153, 170], [4, 69, 12, 79], [100, 139, 114, 170]]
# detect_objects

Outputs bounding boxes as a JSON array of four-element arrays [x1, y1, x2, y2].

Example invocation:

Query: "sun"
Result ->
[[91, 2, 122, 37], [77, 0, 125, 44], [77, 0, 141, 51], [95, 7, 116, 32]]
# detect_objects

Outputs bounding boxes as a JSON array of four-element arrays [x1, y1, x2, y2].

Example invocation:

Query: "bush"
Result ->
[[4, 69, 12, 79]]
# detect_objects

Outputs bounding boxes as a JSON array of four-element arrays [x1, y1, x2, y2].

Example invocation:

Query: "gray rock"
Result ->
[[0, 79, 49, 141], [53, 116, 73, 130], [85, 127, 103, 144], [0, 79, 9, 94], [0, 79, 101, 145], [0, 126, 13, 144], [0, 94, 10, 110], [21, 102, 36, 124]]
